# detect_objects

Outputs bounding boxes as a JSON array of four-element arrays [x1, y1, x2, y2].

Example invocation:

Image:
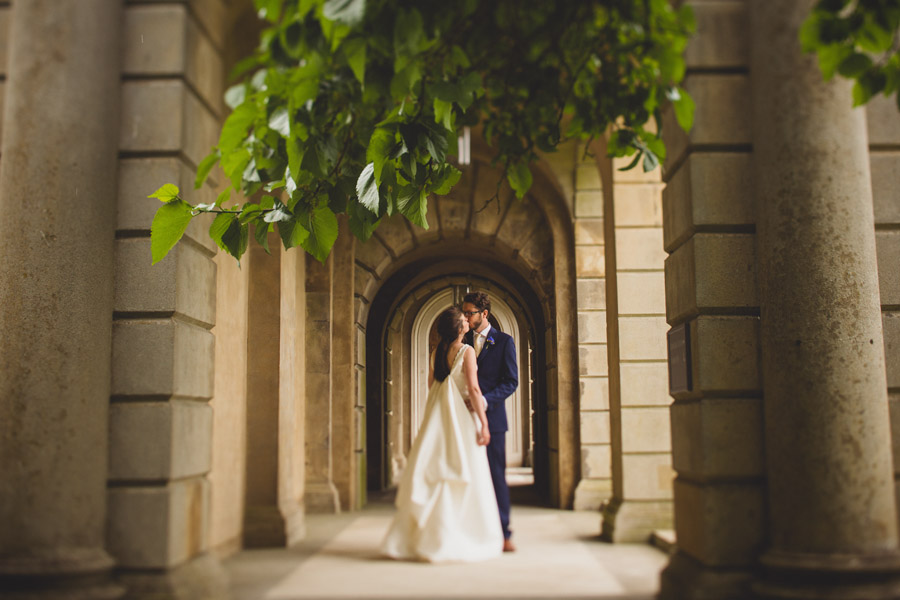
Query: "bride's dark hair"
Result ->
[[433, 306, 465, 382]]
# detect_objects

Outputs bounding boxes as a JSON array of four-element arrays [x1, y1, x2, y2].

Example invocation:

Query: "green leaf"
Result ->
[[215, 187, 231, 208], [239, 202, 264, 224], [277, 218, 309, 250], [818, 44, 853, 79], [254, 221, 271, 253], [432, 165, 461, 195], [366, 127, 395, 183], [457, 71, 482, 110], [852, 69, 887, 106], [344, 38, 366, 86], [799, 14, 822, 52], [642, 149, 660, 172], [210, 212, 236, 251], [221, 218, 249, 262], [397, 186, 428, 228], [617, 151, 642, 171], [219, 103, 257, 154], [195, 152, 219, 189], [224, 84, 246, 110], [507, 160, 533, 199], [838, 53, 873, 78], [421, 125, 448, 163], [323, 0, 365, 26], [672, 89, 695, 132], [356, 162, 380, 214], [348, 204, 380, 241], [222, 149, 251, 190], [264, 200, 293, 223], [394, 8, 424, 57], [268, 107, 291, 137], [150, 199, 193, 264], [148, 183, 180, 203], [301, 204, 339, 262], [434, 98, 453, 130]]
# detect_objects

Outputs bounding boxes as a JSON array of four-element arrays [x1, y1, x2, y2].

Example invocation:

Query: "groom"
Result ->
[[462, 291, 518, 552]]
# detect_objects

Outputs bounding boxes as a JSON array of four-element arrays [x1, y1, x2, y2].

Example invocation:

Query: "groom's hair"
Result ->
[[463, 291, 491, 314]]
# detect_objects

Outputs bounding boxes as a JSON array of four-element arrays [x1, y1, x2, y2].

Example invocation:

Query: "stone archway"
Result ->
[[357, 154, 580, 508]]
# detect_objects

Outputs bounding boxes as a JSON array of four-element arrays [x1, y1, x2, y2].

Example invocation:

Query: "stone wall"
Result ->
[[660, 0, 764, 594], [570, 145, 613, 511], [208, 252, 249, 556], [869, 95, 900, 527], [599, 150, 672, 541], [110, 0, 229, 594]]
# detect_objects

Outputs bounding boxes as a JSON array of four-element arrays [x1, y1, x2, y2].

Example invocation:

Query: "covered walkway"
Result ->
[[226, 491, 668, 600]]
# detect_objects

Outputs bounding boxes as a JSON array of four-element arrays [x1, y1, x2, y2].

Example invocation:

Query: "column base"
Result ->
[[659, 550, 754, 600], [573, 478, 611, 511], [116, 553, 228, 600], [599, 497, 673, 542], [752, 550, 900, 599], [0, 548, 124, 599], [305, 482, 341, 514], [243, 506, 287, 548], [283, 503, 306, 547]]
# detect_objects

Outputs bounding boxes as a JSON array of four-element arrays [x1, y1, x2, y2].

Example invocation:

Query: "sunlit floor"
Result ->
[[226, 485, 669, 600]]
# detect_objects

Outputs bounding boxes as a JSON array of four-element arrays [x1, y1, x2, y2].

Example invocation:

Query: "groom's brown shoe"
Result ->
[[503, 539, 516, 552]]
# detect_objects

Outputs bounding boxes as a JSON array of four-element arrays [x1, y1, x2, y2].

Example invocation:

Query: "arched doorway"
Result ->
[[364, 257, 549, 498], [357, 152, 578, 507], [410, 286, 530, 467]]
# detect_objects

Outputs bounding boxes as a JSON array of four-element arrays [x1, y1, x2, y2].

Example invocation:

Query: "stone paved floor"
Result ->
[[225, 488, 668, 600]]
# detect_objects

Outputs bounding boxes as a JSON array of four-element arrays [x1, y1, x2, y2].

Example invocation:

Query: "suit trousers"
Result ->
[[486, 431, 511, 539]]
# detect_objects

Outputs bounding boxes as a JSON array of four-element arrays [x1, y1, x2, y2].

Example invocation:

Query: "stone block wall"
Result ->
[[869, 96, 900, 523], [660, 0, 764, 593], [600, 154, 672, 541], [570, 144, 613, 510], [208, 252, 249, 556], [110, 0, 228, 593]]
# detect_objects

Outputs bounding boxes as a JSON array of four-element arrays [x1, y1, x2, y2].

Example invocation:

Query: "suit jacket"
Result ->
[[464, 327, 518, 432]]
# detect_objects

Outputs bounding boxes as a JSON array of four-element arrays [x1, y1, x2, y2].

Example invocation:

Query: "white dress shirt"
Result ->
[[474, 324, 491, 356]]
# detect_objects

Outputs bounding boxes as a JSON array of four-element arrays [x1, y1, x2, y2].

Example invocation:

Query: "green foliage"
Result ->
[[149, 186, 193, 264], [802, 0, 900, 107], [151, 0, 695, 264]]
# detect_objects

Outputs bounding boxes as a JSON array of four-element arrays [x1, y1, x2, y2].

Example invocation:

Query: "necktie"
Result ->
[[475, 332, 484, 356]]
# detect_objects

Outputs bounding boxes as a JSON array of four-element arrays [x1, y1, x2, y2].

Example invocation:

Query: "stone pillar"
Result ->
[[243, 239, 285, 546], [571, 144, 614, 512], [107, 2, 228, 597], [598, 146, 673, 543], [332, 218, 360, 510], [305, 253, 341, 512], [866, 94, 900, 533], [277, 244, 307, 544], [751, 2, 900, 597], [0, 1, 122, 597], [660, 2, 765, 596]]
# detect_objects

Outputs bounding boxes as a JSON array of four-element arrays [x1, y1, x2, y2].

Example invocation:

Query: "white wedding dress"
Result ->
[[381, 344, 504, 562]]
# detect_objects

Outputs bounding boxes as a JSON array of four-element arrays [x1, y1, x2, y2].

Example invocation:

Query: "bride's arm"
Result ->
[[462, 348, 490, 446]]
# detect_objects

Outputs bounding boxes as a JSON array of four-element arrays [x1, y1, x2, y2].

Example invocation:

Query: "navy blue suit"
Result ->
[[465, 326, 518, 540]]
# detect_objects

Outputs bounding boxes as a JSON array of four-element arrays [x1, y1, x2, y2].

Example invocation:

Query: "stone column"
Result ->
[[571, 144, 614, 512], [277, 244, 307, 545], [0, 1, 123, 597], [751, 1, 900, 596], [331, 218, 360, 510], [866, 96, 900, 534], [108, 2, 227, 597], [598, 148, 673, 543], [243, 239, 285, 546], [659, 2, 764, 597], [305, 253, 341, 512]]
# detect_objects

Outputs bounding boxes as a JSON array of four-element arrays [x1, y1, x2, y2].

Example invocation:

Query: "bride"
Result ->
[[381, 306, 504, 562]]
